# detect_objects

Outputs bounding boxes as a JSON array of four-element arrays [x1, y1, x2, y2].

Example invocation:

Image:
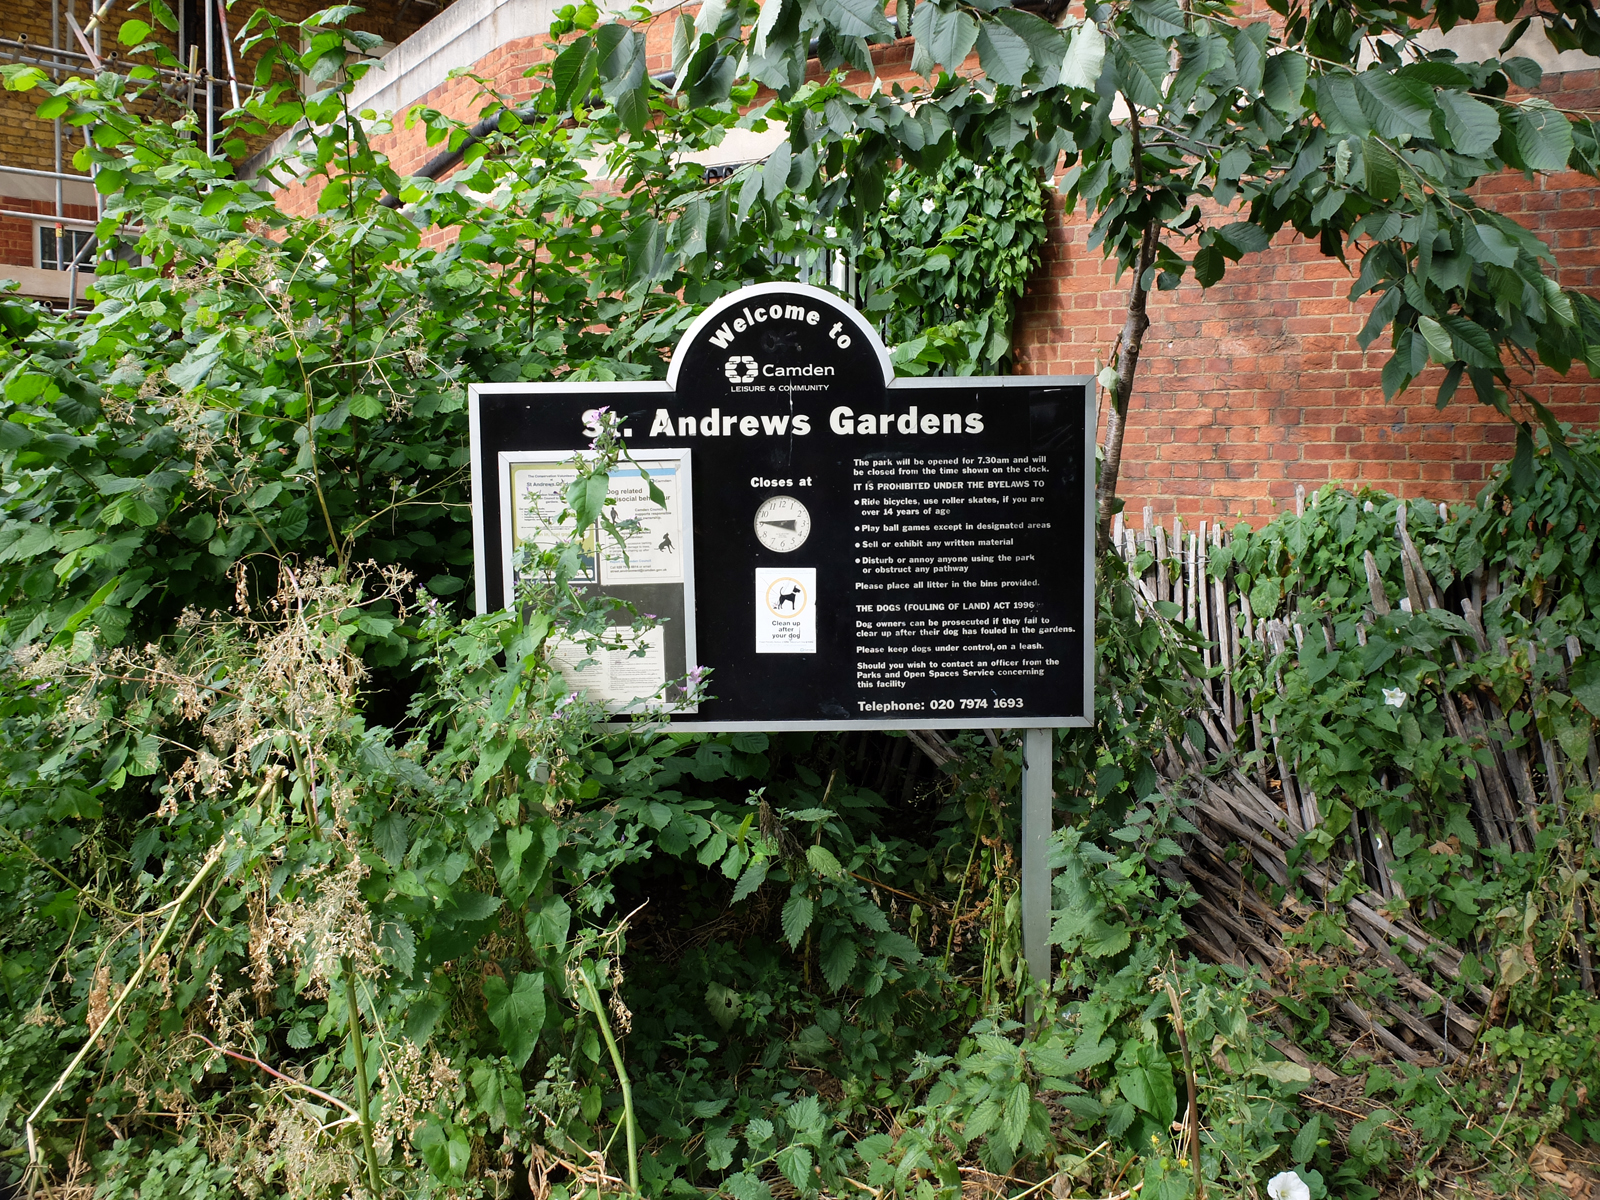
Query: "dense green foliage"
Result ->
[[857, 153, 1047, 374], [2, 7, 1600, 1199], [472, 0, 1600, 529]]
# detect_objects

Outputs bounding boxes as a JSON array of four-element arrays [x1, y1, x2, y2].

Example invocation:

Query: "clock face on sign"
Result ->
[[753, 495, 811, 553]]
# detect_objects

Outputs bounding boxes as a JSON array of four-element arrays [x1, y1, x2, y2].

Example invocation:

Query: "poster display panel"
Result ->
[[470, 283, 1092, 730]]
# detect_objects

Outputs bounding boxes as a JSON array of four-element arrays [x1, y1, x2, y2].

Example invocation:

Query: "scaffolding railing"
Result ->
[[0, 0, 255, 310]]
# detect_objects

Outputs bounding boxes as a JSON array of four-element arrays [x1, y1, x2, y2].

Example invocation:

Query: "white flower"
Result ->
[[1266, 1171, 1310, 1200], [1382, 687, 1407, 708], [921, 197, 936, 214]]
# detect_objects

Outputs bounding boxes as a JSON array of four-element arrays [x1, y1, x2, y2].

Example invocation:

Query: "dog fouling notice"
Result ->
[[755, 568, 816, 653]]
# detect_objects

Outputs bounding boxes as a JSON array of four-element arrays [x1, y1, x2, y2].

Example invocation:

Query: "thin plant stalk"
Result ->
[[1163, 972, 1204, 1200], [25, 845, 222, 1197], [344, 956, 383, 1197], [942, 803, 989, 970], [578, 963, 639, 1198]]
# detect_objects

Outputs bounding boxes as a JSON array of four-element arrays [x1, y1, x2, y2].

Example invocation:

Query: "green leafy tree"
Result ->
[[542, 0, 1600, 542]]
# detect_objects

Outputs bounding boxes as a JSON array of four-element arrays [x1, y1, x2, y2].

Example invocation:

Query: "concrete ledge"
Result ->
[[0, 175, 98, 207], [1, 264, 94, 302], [244, 0, 562, 178], [1413, 19, 1600, 72]]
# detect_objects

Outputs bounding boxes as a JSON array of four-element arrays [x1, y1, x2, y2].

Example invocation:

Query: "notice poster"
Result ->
[[755, 567, 816, 653], [600, 466, 684, 585], [495, 449, 697, 716], [547, 626, 669, 711], [504, 459, 594, 594]]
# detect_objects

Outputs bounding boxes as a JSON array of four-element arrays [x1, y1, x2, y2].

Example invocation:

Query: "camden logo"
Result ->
[[723, 355, 760, 384]]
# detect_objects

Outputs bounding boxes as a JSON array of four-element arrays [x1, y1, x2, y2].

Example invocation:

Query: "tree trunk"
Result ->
[[1095, 219, 1160, 551]]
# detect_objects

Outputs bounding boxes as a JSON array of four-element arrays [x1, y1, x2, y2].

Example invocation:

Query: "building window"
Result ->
[[38, 226, 98, 272]]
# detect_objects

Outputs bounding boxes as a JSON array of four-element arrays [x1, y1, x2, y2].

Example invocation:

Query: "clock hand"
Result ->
[[760, 520, 798, 531]]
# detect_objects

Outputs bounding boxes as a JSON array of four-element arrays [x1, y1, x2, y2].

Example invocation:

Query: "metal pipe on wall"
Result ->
[[0, 208, 127, 229], [0, 164, 89, 182], [204, 0, 214, 155], [53, 0, 63, 273], [214, 0, 240, 111]]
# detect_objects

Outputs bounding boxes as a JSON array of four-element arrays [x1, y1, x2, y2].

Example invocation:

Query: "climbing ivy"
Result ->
[[858, 153, 1049, 375]]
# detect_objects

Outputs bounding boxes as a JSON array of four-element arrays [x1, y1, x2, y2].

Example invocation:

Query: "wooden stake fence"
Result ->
[[1095, 485, 1596, 1064]]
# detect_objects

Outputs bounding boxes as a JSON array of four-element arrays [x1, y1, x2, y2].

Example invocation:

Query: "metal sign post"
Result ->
[[1021, 727, 1053, 1010], [469, 283, 1088, 997]]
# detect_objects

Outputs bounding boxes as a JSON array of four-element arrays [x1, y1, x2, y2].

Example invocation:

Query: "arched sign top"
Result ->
[[666, 282, 894, 394], [467, 274, 1094, 733]]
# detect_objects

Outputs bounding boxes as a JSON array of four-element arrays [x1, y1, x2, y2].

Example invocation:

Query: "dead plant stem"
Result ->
[[1163, 971, 1204, 1200], [24, 845, 222, 1197]]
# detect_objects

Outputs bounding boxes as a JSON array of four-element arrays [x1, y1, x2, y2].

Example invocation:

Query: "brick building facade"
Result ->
[[1, 0, 434, 303], [13, 0, 1600, 520]]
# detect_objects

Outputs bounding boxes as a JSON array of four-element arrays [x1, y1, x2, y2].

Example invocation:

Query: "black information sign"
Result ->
[[470, 283, 1092, 730]]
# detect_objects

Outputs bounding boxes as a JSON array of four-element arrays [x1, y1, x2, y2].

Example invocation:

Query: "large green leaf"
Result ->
[[912, 3, 978, 76], [1570, 656, 1600, 717], [483, 972, 546, 1069], [1130, 0, 1184, 38], [1437, 89, 1500, 156], [1116, 1041, 1177, 1127], [1232, 22, 1269, 94], [819, 0, 894, 41], [976, 19, 1033, 87], [1060, 1036, 1118, 1073], [1112, 33, 1169, 109], [1356, 69, 1436, 138], [1364, 137, 1400, 201], [551, 36, 597, 108], [417, 1121, 472, 1182], [1311, 75, 1371, 136], [1513, 100, 1575, 171], [781, 893, 813, 947], [996, 9, 1064, 86], [776, 1145, 813, 1190], [821, 935, 857, 989], [1059, 19, 1105, 91], [753, 0, 787, 57], [1000, 1079, 1032, 1152], [1464, 220, 1519, 268], [1417, 314, 1455, 363], [1262, 50, 1307, 115], [1438, 313, 1500, 367], [595, 24, 644, 100]]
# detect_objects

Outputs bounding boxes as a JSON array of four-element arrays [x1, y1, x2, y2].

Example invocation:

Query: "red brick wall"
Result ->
[[1013, 69, 1600, 524], [264, 15, 1600, 523], [0, 199, 100, 269]]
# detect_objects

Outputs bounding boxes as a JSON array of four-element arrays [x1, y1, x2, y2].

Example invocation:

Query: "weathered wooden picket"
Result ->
[[1101, 484, 1597, 1066]]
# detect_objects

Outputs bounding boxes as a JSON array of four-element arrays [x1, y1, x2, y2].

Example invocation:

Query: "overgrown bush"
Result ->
[[2, 8, 1598, 1200]]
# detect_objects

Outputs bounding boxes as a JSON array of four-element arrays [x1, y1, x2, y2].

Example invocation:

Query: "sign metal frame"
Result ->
[[468, 283, 1095, 733]]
